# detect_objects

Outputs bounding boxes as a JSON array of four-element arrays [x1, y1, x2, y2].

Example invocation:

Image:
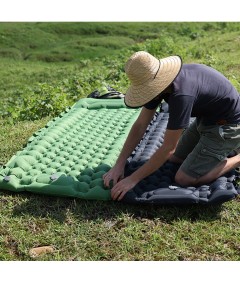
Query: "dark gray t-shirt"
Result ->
[[144, 64, 240, 129]]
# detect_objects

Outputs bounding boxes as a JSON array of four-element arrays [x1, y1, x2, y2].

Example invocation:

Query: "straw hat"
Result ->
[[124, 51, 182, 107]]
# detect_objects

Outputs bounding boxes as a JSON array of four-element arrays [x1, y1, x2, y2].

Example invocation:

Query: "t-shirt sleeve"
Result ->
[[167, 95, 194, 129], [143, 99, 160, 110]]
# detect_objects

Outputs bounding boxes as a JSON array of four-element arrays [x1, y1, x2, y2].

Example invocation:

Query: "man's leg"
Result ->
[[174, 122, 240, 187], [175, 153, 240, 186], [169, 155, 184, 164]]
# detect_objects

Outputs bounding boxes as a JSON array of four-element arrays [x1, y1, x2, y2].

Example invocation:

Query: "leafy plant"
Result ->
[[1, 22, 240, 123]]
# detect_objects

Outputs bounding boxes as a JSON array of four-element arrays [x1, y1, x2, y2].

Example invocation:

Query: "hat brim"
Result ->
[[124, 55, 182, 108]]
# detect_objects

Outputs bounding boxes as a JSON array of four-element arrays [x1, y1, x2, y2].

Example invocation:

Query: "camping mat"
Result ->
[[123, 107, 240, 205], [0, 98, 140, 200], [123, 161, 239, 205], [0, 98, 239, 204]]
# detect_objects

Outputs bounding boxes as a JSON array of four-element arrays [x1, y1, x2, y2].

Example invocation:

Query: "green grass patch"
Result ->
[[0, 185, 239, 260]]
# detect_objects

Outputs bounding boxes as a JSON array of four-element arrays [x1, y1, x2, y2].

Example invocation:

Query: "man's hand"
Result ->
[[103, 165, 125, 188], [111, 176, 137, 201]]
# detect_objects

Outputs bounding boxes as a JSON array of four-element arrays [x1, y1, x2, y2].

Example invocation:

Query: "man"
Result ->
[[103, 51, 240, 201]]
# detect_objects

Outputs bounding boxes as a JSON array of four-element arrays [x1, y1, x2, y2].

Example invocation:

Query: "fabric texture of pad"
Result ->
[[123, 160, 239, 205], [0, 98, 140, 200], [0, 98, 239, 205]]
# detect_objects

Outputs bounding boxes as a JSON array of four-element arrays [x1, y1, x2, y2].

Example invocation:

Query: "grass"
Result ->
[[1, 22, 240, 261], [1, 187, 239, 261], [1, 22, 240, 98], [0, 184, 239, 260]]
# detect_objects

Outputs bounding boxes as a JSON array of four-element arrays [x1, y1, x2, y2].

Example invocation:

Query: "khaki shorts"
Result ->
[[174, 118, 240, 178]]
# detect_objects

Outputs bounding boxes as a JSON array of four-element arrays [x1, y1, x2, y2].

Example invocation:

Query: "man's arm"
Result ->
[[111, 128, 184, 200], [130, 129, 184, 182], [103, 107, 157, 187]]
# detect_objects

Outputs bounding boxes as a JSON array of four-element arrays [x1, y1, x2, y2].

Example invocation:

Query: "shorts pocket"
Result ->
[[183, 144, 226, 178], [200, 147, 226, 161]]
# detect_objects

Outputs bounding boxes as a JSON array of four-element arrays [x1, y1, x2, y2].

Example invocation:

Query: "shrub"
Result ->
[[1, 78, 86, 122], [0, 48, 22, 60]]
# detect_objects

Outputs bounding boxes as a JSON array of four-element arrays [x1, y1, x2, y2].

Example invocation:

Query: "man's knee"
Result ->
[[169, 154, 184, 164], [175, 169, 197, 187]]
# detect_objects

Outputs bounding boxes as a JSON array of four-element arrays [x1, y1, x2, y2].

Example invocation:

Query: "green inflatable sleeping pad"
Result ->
[[0, 98, 140, 200]]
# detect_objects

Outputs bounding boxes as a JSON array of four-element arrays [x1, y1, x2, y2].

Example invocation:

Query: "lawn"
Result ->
[[0, 22, 240, 261]]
